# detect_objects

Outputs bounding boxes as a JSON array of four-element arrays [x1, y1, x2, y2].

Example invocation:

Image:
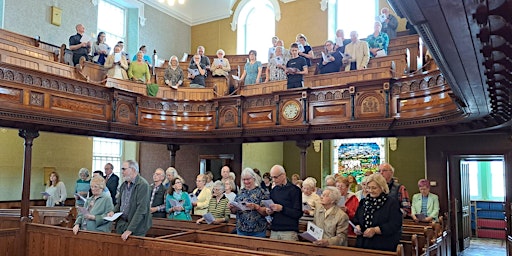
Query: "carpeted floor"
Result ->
[[460, 238, 506, 256]]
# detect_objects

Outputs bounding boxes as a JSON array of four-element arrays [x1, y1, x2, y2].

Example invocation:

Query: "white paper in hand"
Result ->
[[203, 213, 215, 224], [302, 202, 312, 211], [300, 221, 323, 242], [261, 199, 274, 208], [41, 191, 51, 197], [104, 212, 123, 221], [230, 201, 249, 211], [188, 193, 198, 204]]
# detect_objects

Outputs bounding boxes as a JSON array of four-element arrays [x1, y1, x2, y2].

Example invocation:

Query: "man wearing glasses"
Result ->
[[378, 163, 411, 217], [149, 168, 167, 218], [266, 164, 302, 241], [108, 160, 152, 241], [104, 163, 119, 205]]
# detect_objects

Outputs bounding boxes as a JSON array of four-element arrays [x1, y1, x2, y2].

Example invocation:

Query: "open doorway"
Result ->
[[450, 155, 507, 255]]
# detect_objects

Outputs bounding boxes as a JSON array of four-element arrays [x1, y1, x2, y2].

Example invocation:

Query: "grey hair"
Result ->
[[240, 167, 261, 189], [224, 179, 236, 192], [78, 168, 90, 179], [366, 173, 389, 194], [90, 175, 106, 189], [324, 186, 341, 204], [229, 172, 236, 180], [213, 180, 225, 193], [303, 177, 317, 189], [125, 160, 139, 173]]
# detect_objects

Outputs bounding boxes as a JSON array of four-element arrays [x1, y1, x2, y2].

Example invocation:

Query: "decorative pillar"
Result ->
[[18, 129, 39, 221], [167, 144, 180, 167], [296, 140, 311, 179]]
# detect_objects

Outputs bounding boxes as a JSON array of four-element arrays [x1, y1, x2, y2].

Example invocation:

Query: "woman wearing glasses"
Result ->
[[352, 173, 402, 252]]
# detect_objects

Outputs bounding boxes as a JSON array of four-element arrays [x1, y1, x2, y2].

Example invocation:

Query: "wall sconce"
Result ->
[[313, 140, 322, 152], [388, 137, 398, 151]]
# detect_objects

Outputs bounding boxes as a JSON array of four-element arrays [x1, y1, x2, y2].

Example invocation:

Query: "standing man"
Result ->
[[344, 31, 370, 71], [378, 163, 411, 217], [266, 165, 302, 241], [149, 168, 167, 218], [285, 43, 308, 89], [190, 46, 211, 70], [380, 7, 399, 39], [69, 24, 91, 66], [220, 165, 231, 182], [104, 163, 119, 205], [109, 160, 152, 241]]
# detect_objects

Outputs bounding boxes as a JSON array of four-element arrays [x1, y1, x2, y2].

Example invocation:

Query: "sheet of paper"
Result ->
[[302, 202, 312, 211], [74, 192, 87, 202], [230, 201, 249, 211], [41, 191, 51, 197], [300, 221, 323, 242], [203, 212, 215, 224], [188, 193, 198, 204], [80, 34, 91, 43], [104, 212, 123, 221], [261, 199, 274, 208]]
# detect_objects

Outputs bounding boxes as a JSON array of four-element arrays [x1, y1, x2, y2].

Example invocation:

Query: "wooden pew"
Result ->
[[0, 209, 40, 227], [26, 223, 284, 256], [0, 228, 19, 256], [0, 37, 56, 61], [388, 34, 422, 71], [0, 48, 76, 79], [30, 206, 76, 227], [0, 28, 63, 63], [367, 51, 410, 77], [163, 230, 404, 256]]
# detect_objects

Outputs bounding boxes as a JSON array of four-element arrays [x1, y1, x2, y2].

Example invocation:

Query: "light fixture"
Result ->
[[388, 137, 398, 151], [313, 140, 322, 152], [166, 0, 185, 6]]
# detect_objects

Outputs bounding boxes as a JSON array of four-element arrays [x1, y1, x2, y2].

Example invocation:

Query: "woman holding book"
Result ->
[[74, 168, 91, 207], [163, 56, 184, 89], [165, 177, 192, 220], [211, 49, 231, 77], [352, 174, 402, 252], [411, 179, 439, 222], [318, 40, 343, 74], [91, 32, 111, 65], [72, 176, 114, 234], [265, 46, 288, 82], [104, 45, 129, 79], [296, 33, 314, 66], [44, 171, 67, 207], [196, 181, 231, 224], [229, 167, 269, 237], [239, 50, 262, 85], [192, 174, 212, 216], [312, 186, 349, 246]]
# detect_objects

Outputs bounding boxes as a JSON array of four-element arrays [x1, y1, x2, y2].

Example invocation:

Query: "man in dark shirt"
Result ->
[[266, 164, 302, 241], [68, 24, 91, 66], [188, 54, 206, 87], [104, 163, 119, 205], [149, 168, 167, 218], [285, 43, 308, 89]]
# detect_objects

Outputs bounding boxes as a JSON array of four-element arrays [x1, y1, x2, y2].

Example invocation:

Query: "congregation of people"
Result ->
[[67, 7, 400, 92], [43, 157, 439, 251]]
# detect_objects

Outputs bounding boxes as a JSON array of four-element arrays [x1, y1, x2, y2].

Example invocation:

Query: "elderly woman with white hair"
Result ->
[[196, 181, 231, 224], [353, 173, 402, 252], [73, 176, 114, 234], [164, 167, 188, 192], [163, 55, 184, 89], [75, 168, 91, 207], [311, 186, 349, 246], [211, 49, 231, 77], [229, 167, 270, 237], [302, 177, 321, 216]]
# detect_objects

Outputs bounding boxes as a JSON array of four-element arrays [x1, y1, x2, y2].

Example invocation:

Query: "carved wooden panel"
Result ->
[[29, 91, 44, 107], [0, 85, 22, 103], [50, 96, 106, 117], [139, 110, 214, 131], [219, 106, 238, 128], [310, 102, 349, 124], [355, 91, 385, 118]]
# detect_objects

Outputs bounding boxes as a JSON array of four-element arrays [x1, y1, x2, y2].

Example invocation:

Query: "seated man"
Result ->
[[344, 31, 370, 71], [188, 54, 207, 88], [318, 40, 343, 74]]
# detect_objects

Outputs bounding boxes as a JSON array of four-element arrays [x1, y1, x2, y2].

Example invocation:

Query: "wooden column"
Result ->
[[18, 129, 39, 256], [296, 140, 311, 179], [167, 144, 180, 167]]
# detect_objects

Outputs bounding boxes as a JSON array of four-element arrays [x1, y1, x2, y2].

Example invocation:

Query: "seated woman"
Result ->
[[165, 177, 192, 220], [264, 46, 288, 82], [128, 51, 151, 84], [229, 167, 269, 237], [318, 40, 343, 74], [411, 179, 440, 222], [312, 186, 349, 246], [353, 174, 402, 252], [188, 54, 207, 88], [192, 174, 212, 216], [366, 21, 389, 58], [91, 32, 110, 65], [44, 171, 67, 207], [104, 45, 128, 80], [196, 181, 230, 224], [239, 50, 262, 85], [296, 33, 314, 66], [302, 177, 321, 217], [72, 176, 114, 234], [163, 55, 184, 89], [211, 49, 231, 77]]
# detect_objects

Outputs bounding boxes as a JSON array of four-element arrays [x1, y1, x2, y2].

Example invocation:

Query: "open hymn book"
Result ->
[[213, 58, 225, 67], [300, 221, 324, 242]]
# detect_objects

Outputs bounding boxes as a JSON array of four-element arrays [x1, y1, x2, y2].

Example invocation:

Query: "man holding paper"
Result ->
[[266, 165, 302, 241], [69, 24, 91, 66], [108, 160, 152, 241]]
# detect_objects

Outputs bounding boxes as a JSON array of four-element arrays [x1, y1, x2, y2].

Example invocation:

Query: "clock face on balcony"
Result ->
[[282, 101, 300, 121]]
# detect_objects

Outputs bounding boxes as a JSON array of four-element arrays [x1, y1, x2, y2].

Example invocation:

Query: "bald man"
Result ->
[[69, 24, 91, 66], [378, 163, 411, 217]]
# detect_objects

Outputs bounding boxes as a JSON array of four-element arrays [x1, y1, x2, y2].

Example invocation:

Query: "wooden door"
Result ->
[[460, 161, 471, 250]]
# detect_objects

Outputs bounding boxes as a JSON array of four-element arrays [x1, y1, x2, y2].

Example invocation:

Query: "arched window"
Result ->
[[235, 0, 277, 62], [327, 0, 378, 40]]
